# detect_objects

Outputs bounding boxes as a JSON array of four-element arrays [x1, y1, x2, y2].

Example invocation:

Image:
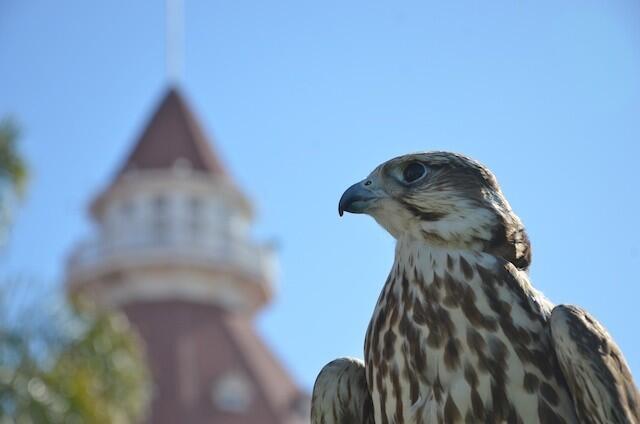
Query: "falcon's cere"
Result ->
[[311, 152, 639, 423]]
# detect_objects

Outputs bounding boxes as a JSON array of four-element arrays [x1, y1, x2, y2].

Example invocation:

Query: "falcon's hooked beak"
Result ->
[[338, 179, 384, 216]]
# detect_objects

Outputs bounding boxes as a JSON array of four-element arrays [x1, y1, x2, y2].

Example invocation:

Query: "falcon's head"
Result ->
[[338, 151, 531, 270]]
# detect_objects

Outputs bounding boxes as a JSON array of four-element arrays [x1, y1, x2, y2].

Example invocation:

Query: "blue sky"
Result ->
[[1, 1, 638, 390]]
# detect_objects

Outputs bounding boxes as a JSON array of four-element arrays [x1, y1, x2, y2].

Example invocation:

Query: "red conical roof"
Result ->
[[117, 87, 226, 177], [122, 301, 308, 424], [90, 86, 253, 220]]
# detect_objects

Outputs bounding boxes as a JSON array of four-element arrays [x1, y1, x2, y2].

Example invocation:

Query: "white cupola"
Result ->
[[66, 88, 275, 315]]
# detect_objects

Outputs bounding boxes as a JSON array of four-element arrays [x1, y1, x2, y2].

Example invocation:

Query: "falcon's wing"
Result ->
[[311, 357, 374, 424], [549, 305, 640, 423]]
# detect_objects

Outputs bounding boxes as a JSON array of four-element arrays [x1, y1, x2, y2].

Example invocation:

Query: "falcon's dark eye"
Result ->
[[402, 162, 427, 183]]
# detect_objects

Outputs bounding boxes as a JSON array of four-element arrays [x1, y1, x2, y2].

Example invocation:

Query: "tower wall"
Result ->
[[65, 88, 307, 423]]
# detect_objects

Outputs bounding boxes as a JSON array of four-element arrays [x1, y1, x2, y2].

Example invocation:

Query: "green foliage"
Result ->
[[0, 118, 28, 247], [0, 118, 27, 198], [48, 304, 151, 424], [0, 119, 150, 423], [0, 302, 151, 424]]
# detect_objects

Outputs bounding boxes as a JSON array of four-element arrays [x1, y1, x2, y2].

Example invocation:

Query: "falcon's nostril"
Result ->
[[364, 180, 372, 186]]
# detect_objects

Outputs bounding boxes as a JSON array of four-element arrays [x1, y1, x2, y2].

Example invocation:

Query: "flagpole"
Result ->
[[166, 0, 184, 83]]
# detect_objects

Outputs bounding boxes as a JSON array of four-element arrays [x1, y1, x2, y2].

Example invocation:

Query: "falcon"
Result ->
[[311, 152, 639, 423]]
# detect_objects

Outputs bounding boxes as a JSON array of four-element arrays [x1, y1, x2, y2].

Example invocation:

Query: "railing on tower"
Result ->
[[66, 235, 276, 286]]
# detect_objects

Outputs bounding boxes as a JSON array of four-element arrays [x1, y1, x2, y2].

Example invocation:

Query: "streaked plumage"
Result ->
[[312, 151, 639, 423]]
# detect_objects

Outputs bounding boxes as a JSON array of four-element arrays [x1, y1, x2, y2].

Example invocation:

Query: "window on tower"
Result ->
[[188, 196, 203, 240], [152, 195, 169, 244], [211, 371, 254, 413]]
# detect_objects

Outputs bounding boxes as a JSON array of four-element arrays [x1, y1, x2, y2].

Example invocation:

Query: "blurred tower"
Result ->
[[65, 87, 308, 423]]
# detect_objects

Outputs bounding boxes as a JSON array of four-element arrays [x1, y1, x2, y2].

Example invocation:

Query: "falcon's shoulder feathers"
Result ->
[[550, 304, 640, 424], [311, 358, 374, 424]]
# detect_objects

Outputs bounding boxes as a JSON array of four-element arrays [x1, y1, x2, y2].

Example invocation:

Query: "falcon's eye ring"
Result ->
[[402, 162, 427, 183]]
